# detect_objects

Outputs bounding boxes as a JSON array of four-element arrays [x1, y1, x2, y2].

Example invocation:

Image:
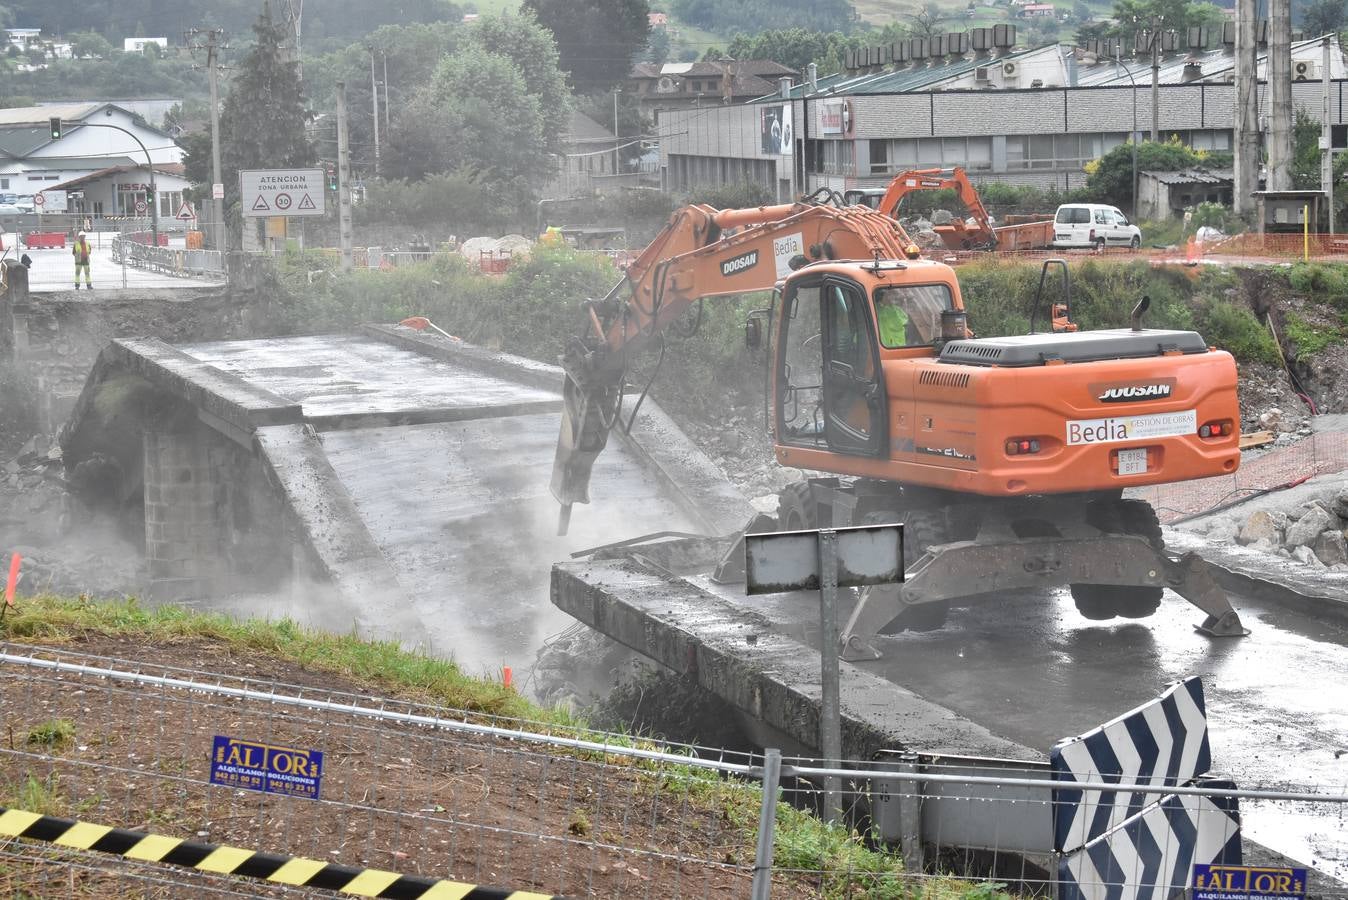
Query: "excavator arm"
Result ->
[[551, 201, 918, 533], [872, 167, 997, 250]]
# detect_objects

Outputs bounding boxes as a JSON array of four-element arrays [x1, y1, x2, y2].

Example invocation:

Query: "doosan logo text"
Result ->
[[721, 250, 759, 276], [1098, 384, 1172, 402]]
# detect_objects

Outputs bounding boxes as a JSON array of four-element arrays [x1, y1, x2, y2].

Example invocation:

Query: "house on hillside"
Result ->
[[124, 37, 169, 54], [626, 59, 798, 121], [0, 103, 183, 217]]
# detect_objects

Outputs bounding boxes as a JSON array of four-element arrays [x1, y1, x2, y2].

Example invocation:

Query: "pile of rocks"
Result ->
[[1197, 491, 1348, 571]]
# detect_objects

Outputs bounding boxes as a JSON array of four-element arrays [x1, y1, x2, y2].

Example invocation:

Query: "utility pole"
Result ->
[[1233, 0, 1260, 216], [1324, 36, 1335, 233], [612, 87, 620, 175], [1149, 20, 1160, 142], [336, 81, 353, 271], [1267, 0, 1293, 190], [382, 52, 390, 132], [206, 30, 225, 253], [370, 48, 381, 178]]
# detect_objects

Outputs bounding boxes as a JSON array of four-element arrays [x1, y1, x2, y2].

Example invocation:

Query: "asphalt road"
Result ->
[[699, 578, 1348, 881]]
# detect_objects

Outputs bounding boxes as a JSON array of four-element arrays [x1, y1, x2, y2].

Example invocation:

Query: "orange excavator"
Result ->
[[843, 167, 1054, 252], [552, 199, 1247, 657]]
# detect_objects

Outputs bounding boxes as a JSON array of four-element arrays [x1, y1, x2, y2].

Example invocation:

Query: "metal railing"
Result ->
[[2, 645, 1346, 897], [112, 233, 225, 279]]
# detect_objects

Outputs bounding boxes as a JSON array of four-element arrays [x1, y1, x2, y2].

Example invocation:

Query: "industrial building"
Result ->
[[655, 27, 1347, 201]]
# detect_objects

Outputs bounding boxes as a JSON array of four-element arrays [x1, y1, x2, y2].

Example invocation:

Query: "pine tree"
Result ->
[[218, 2, 314, 207]]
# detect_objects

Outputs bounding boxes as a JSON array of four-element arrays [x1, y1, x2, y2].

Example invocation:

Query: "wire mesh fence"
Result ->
[[2, 645, 1346, 898], [1130, 430, 1348, 523]]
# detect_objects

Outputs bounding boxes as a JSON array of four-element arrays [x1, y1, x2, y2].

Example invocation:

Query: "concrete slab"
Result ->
[[554, 554, 1348, 880], [60, 326, 736, 678]]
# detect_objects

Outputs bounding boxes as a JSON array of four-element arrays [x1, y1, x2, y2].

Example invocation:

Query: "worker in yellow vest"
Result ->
[[72, 231, 92, 290]]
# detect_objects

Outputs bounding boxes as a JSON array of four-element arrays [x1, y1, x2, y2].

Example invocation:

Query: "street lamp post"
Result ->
[[58, 119, 160, 246], [1109, 56, 1141, 220]]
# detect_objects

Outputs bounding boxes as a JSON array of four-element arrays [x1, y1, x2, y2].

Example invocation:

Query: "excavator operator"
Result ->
[[875, 284, 951, 347]]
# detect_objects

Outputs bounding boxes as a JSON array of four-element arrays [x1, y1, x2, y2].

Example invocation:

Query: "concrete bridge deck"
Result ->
[[59, 325, 750, 675]]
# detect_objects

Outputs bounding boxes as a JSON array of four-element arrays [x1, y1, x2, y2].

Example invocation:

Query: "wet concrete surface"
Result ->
[[682, 575, 1348, 880], [184, 335, 557, 420], [323, 415, 695, 676]]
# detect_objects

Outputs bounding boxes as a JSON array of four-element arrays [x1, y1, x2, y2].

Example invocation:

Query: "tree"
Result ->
[[644, 26, 670, 66], [1300, 0, 1346, 37], [470, 13, 571, 156], [910, 2, 946, 39], [216, 4, 314, 206], [68, 30, 113, 59], [523, 0, 650, 91], [386, 44, 547, 193], [1108, 0, 1224, 41], [1084, 138, 1202, 209]]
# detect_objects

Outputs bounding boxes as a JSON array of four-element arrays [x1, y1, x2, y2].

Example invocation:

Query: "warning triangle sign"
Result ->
[[176, 202, 196, 221], [297, 193, 316, 210], [251, 194, 271, 211]]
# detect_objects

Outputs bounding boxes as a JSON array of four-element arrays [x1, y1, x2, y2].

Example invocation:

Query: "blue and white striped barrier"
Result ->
[[1051, 676, 1212, 853]]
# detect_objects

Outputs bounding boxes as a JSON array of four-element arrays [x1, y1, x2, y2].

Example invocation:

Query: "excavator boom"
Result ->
[[551, 202, 920, 532]]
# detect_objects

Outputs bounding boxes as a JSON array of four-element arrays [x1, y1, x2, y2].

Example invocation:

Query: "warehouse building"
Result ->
[[656, 26, 1347, 201]]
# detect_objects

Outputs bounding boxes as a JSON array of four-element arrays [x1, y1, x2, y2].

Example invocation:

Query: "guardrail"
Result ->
[[2, 646, 1345, 898], [112, 234, 225, 279]]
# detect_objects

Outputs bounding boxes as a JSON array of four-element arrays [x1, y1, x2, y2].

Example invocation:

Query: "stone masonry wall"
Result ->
[[143, 421, 291, 601]]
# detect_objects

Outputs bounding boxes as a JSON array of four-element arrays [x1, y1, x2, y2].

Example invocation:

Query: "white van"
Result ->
[[1052, 203, 1142, 250]]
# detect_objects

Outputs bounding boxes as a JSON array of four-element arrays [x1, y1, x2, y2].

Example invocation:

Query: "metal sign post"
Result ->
[[745, 522, 903, 823]]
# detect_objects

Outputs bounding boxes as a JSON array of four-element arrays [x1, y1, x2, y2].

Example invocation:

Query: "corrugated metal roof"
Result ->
[[775, 45, 1044, 99], [1074, 34, 1346, 86], [0, 102, 103, 126], [1140, 168, 1233, 185], [0, 126, 50, 158]]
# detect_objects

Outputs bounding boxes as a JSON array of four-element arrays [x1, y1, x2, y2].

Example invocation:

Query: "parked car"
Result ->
[[0, 202, 22, 215], [1052, 203, 1142, 250], [14, 195, 35, 212]]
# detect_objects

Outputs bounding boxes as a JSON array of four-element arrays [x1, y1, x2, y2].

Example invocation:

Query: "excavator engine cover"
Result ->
[[939, 328, 1209, 367]]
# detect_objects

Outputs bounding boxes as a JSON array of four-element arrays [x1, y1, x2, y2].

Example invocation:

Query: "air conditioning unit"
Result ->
[[975, 65, 992, 81], [1293, 60, 1317, 80], [1002, 60, 1020, 78]]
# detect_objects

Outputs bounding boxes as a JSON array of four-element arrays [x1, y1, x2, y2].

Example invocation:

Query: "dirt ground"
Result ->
[[0, 634, 825, 899]]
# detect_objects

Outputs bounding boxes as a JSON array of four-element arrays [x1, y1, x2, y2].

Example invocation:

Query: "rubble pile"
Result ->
[[1183, 487, 1348, 572]]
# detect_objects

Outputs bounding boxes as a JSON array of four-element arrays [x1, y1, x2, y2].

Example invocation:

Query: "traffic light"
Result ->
[[49, 117, 62, 140], [326, 164, 337, 191]]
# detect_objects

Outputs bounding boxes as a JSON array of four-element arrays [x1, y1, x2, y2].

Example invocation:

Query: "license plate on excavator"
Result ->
[[1117, 447, 1148, 475]]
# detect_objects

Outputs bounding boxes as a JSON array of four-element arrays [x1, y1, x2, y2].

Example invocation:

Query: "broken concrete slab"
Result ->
[[58, 326, 741, 673]]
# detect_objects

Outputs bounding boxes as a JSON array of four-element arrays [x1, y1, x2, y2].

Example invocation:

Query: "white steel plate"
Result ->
[[1066, 409, 1196, 446]]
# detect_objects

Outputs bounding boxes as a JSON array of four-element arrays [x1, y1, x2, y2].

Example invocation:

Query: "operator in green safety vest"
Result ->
[[876, 300, 913, 347]]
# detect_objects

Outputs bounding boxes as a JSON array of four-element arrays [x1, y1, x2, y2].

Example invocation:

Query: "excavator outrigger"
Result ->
[[552, 199, 1247, 658]]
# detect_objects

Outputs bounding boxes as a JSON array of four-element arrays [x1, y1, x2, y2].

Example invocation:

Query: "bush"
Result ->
[[1288, 263, 1348, 313], [1194, 298, 1280, 365], [357, 172, 519, 233], [686, 182, 775, 210]]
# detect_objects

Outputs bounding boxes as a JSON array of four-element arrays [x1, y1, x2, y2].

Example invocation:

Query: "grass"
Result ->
[[1283, 311, 1343, 362], [0, 595, 549, 723], [24, 720, 75, 752], [0, 595, 994, 897]]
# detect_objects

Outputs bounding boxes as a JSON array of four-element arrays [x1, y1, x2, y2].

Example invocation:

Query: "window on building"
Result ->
[[158, 191, 183, 218], [870, 139, 889, 175], [0, 178, 8, 190]]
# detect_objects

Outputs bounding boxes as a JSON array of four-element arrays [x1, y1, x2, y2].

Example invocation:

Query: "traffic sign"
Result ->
[[33, 193, 44, 207], [239, 169, 325, 218], [176, 201, 196, 221], [211, 183, 224, 200], [135, 198, 148, 214]]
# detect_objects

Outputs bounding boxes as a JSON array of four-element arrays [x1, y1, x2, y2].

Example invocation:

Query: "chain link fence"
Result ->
[[3, 645, 1347, 898], [1130, 430, 1348, 524]]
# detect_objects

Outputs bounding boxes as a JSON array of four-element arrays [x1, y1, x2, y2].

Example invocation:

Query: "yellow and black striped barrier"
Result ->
[[0, 805, 559, 899]]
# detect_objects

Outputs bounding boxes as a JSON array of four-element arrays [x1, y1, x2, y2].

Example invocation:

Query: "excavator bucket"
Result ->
[[550, 374, 617, 536]]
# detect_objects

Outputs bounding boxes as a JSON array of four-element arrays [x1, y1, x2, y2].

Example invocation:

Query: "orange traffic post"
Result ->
[[1303, 205, 1309, 260], [5, 553, 20, 607], [502, 666, 513, 689]]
